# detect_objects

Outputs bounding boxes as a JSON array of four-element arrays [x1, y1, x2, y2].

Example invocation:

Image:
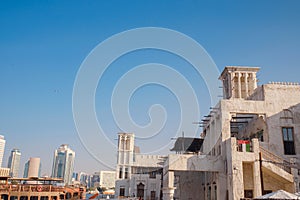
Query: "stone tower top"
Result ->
[[219, 66, 260, 99], [117, 133, 134, 151]]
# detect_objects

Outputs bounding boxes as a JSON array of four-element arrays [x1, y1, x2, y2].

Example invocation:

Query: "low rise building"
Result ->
[[115, 133, 164, 200], [0, 168, 10, 177], [99, 171, 116, 189]]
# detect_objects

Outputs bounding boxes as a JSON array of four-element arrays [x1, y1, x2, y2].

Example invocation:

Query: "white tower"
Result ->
[[51, 144, 75, 185], [0, 135, 5, 167], [219, 66, 260, 99], [7, 148, 21, 177], [116, 133, 135, 180]]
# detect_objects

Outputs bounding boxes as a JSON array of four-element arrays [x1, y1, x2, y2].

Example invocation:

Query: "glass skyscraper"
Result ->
[[7, 148, 21, 177], [51, 144, 75, 185]]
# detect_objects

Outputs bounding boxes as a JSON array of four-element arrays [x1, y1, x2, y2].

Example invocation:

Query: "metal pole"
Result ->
[[259, 152, 264, 194], [182, 131, 185, 154]]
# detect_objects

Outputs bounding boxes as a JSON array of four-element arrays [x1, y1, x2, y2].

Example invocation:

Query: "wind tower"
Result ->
[[116, 133, 135, 180], [219, 66, 260, 99]]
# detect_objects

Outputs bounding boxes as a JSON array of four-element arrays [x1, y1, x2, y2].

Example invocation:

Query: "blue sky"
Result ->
[[0, 1, 300, 175]]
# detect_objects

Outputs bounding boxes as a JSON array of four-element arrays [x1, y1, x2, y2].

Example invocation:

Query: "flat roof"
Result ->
[[219, 66, 260, 80]]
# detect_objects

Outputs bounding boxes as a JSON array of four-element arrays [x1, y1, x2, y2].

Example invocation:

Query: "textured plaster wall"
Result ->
[[243, 163, 254, 190], [262, 171, 295, 193], [173, 171, 204, 200]]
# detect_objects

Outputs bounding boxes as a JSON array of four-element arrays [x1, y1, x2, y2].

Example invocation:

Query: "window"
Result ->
[[244, 190, 253, 198], [124, 168, 128, 179], [119, 167, 123, 179], [126, 139, 130, 150], [256, 130, 264, 142], [149, 171, 156, 179], [214, 186, 217, 200], [150, 191, 156, 200], [207, 186, 211, 200], [119, 188, 125, 197], [282, 127, 295, 155]]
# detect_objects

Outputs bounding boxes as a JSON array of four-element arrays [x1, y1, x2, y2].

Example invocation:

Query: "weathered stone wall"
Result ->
[[173, 171, 204, 200], [243, 163, 254, 190]]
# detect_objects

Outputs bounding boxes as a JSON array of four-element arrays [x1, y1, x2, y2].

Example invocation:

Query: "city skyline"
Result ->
[[1, 1, 300, 175]]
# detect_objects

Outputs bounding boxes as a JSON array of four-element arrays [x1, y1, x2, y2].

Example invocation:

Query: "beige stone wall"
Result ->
[[0, 167, 9, 177], [162, 70, 300, 200], [173, 171, 204, 200], [263, 172, 286, 192], [243, 163, 254, 190]]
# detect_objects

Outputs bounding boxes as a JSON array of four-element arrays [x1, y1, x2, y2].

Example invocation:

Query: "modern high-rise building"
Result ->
[[51, 144, 75, 185], [7, 148, 21, 177], [0, 135, 5, 167], [23, 157, 41, 178]]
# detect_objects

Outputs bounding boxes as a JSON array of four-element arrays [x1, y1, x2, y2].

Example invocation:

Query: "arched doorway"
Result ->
[[137, 182, 145, 199]]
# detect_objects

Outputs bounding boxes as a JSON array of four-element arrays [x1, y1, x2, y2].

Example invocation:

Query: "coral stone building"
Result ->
[[162, 66, 300, 200], [114, 66, 300, 200], [115, 133, 164, 200]]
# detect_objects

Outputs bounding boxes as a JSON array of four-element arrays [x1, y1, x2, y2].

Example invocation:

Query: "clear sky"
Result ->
[[0, 1, 300, 176]]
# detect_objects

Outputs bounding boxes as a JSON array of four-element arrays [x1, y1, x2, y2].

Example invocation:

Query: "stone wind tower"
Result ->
[[116, 133, 135, 180], [219, 66, 260, 99]]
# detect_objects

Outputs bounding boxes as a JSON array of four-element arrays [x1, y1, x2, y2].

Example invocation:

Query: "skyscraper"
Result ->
[[23, 157, 41, 178], [51, 144, 75, 185], [7, 148, 21, 177], [0, 135, 5, 167]]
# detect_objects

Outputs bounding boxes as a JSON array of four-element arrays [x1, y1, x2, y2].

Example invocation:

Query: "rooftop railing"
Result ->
[[0, 184, 65, 193]]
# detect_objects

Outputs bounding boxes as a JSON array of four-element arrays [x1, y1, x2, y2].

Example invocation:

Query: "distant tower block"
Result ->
[[24, 157, 41, 178], [0, 135, 5, 167], [51, 144, 75, 185], [8, 148, 21, 177], [219, 66, 260, 99]]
